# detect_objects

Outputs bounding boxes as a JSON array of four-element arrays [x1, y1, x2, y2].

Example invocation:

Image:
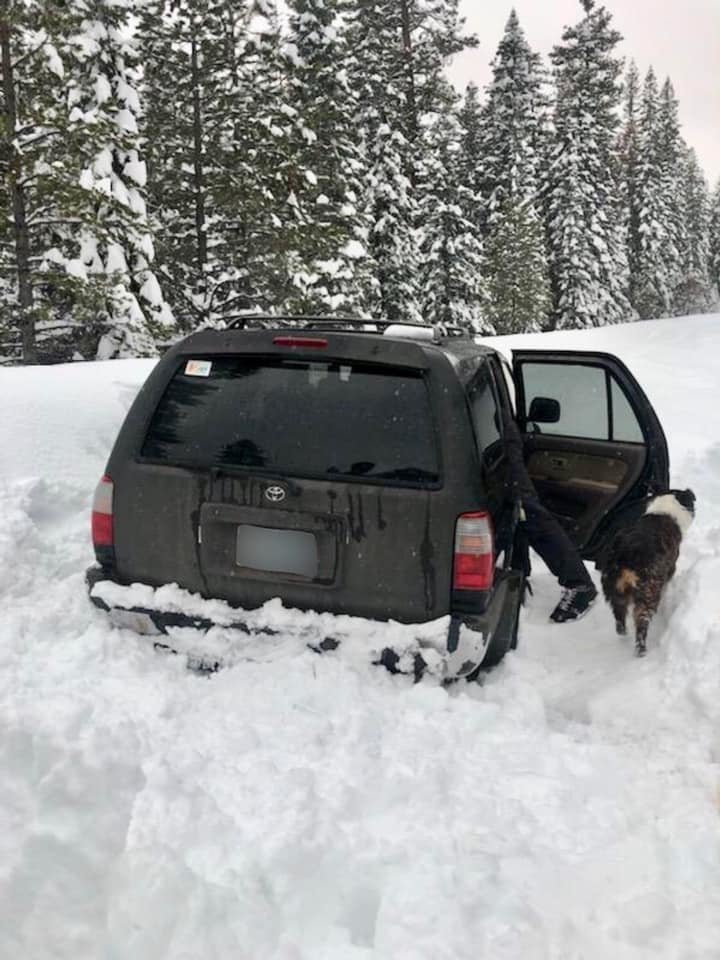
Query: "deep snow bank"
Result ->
[[0, 316, 719, 959]]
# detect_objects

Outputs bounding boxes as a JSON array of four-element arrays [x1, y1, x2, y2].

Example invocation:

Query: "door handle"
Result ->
[[550, 456, 568, 469]]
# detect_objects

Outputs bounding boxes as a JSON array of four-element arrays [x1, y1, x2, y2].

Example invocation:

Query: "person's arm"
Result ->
[[499, 404, 535, 501]]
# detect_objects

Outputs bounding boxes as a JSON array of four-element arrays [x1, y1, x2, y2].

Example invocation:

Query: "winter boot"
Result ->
[[549, 583, 597, 623]]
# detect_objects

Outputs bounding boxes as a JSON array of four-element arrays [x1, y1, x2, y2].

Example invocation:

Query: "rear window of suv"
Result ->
[[141, 356, 441, 486]]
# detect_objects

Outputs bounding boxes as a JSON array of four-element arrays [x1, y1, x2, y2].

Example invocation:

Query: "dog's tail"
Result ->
[[615, 568, 639, 595]]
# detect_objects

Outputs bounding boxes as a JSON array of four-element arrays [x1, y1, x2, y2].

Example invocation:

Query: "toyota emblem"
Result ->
[[265, 485, 286, 503]]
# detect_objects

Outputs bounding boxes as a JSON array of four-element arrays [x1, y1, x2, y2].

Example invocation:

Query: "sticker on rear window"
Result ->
[[185, 359, 212, 377]]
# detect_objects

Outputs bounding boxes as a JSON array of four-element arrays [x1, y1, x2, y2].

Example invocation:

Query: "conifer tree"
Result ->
[[5, 0, 715, 363], [479, 9, 546, 230], [343, 0, 419, 319], [483, 203, 551, 334], [619, 61, 642, 308], [364, 122, 421, 321], [456, 81, 486, 298], [418, 96, 485, 329], [141, 1, 233, 328], [344, 0, 474, 321], [458, 82, 483, 226], [628, 70, 713, 319], [674, 147, 714, 315], [546, 0, 631, 329], [710, 180, 720, 301], [0, 0, 49, 360], [280, 0, 370, 313], [633, 68, 673, 318], [1, 0, 168, 361], [398, 0, 474, 139], [656, 78, 686, 305], [478, 9, 551, 332], [139, 0, 291, 329], [65, 0, 173, 356]]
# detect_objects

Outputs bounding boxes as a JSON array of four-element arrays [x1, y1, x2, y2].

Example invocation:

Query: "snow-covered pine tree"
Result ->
[[140, 0, 234, 329], [417, 89, 485, 330], [619, 61, 642, 309], [364, 121, 422, 321], [399, 0, 474, 137], [229, 3, 322, 316], [546, 0, 631, 329], [63, 0, 173, 357], [0, 0, 49, 361], [478, 9, 551, 333], [654, 78, 715, 316], [710, 180, 720, 303], [139, 0, 289, 330], [344, 0, 474, 321], [280, 0, 370, 313], [483, 202, 551, 334], [408, 0, 478, 326], [674, 147, 714, 315], [1, 0, 168, 360], [342, 0, 420, 319], [633, 67, 673, 318], [1, 2, 93, 361], [457, 82, 484, 231], [655, 77, 686, 310], [479, 9, 546, 231]]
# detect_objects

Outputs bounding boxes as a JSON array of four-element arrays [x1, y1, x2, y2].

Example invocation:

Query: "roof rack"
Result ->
[[224, 313, 471, 341]]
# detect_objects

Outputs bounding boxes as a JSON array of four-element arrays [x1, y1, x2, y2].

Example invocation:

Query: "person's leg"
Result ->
[[521, 497, 593, 587], [521, 497, 596, 622]]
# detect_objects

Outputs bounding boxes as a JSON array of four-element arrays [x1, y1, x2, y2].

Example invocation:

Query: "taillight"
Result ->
[[92, 475, 114, 547], [453, 511, 494, 591], [272, 336, 328, 348]]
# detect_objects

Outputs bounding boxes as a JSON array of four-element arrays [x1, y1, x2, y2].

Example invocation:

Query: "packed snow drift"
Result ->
[[1, 315, 719, 959]]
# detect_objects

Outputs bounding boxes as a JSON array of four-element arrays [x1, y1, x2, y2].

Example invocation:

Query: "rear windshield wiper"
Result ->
[[372, 467, 438, 482], [327, 461, 376, 476]]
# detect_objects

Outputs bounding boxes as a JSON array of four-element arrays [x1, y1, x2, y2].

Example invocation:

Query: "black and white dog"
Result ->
[[600, 489, 696, 656]]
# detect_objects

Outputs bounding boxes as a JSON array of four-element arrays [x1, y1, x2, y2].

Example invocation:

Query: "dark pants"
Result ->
[[519, 497, 593, 589]]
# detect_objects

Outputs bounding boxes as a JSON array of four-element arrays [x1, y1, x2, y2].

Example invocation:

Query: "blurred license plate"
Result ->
[[236, 525, 318, 578]]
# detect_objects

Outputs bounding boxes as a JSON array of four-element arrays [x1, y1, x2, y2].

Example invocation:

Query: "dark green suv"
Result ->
[[87, 317, 669, 676]]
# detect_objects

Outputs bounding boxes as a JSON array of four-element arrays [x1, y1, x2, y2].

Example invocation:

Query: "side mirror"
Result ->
[[528, 396, 561, 424]]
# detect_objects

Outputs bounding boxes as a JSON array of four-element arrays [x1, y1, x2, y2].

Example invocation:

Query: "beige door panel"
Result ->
[[524, 440, 646, 548]]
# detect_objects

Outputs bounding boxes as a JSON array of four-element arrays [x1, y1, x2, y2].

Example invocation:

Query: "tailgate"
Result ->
[[197, 473, 444, 623], [200, 501, 341, 585], [110, 343, 477, 623]]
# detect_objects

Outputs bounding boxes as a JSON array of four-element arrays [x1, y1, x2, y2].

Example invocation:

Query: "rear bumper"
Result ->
[[85, 566, 502, 678], [87, 565, 264, 635]]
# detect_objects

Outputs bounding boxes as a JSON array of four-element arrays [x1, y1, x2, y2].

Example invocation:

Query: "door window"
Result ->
[[610, 378, 644, 442], [470, 360, 516, 559], [468, 366, 502, 461], [521, 362, 644, 443]]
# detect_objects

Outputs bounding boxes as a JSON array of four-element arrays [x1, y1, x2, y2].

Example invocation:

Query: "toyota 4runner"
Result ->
[[87, 316, 669, 676]]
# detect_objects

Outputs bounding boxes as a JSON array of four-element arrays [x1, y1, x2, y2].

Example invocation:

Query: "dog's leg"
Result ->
[[610, 595, 629, 636], [633, 581, 662, 657], [634, 614, 649, 656], [602, 570, 630, 636]]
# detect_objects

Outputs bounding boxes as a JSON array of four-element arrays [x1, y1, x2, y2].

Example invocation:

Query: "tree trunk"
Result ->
[[0, 11, 36, 362]]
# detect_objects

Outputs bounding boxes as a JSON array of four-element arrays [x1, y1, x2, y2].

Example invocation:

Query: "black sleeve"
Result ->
[[499, 405, 536, 500]]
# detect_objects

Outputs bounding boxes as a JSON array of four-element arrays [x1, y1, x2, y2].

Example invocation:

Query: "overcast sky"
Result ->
[[448, 0, 720, 184]]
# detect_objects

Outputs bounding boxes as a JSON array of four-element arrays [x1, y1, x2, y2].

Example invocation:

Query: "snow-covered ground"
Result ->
[[1, 315, 719, 959]]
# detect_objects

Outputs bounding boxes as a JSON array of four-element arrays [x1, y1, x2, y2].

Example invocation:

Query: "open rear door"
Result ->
[[512, 350, 669, 560]]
